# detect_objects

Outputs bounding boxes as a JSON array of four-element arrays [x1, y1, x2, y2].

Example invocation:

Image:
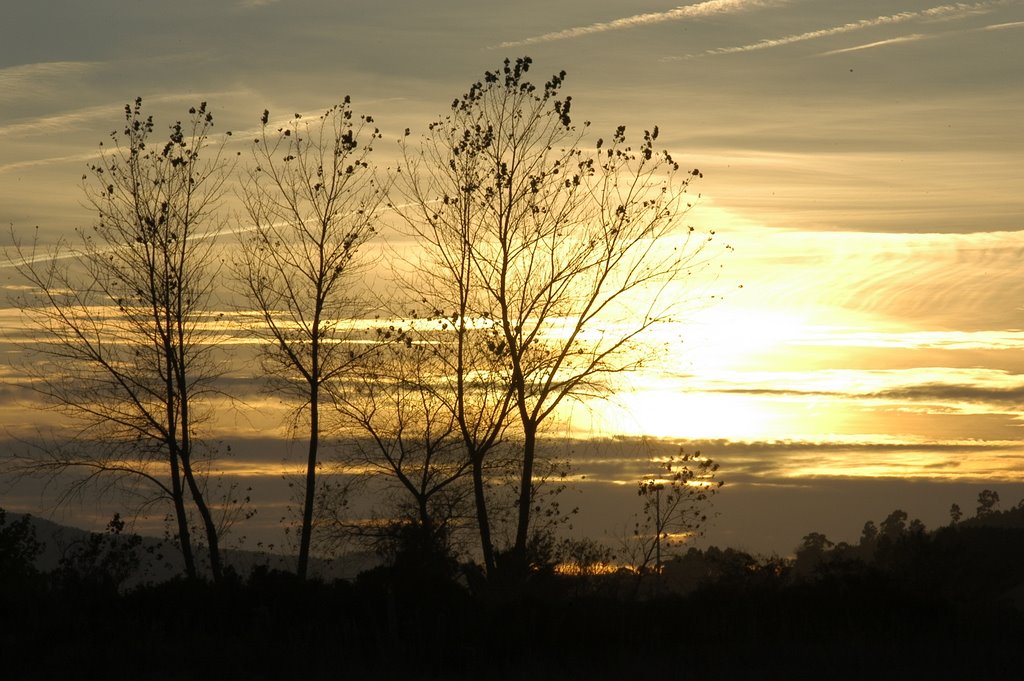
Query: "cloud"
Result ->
[[558, 433, 1022, 459], [0, 152, 97, 176], [0, 99, 159, 139], [868, 383, 1024, 405], [0, 90, 247, 139], [709, 382, 1024, 407], [0, 62, 99, 104], [560, 434, 1024, 486], [817, 33, 930, 55], [0, 105, 114, 138], [817, 15, 1024, 55], [675, 0, 1019, 59], [692, 365, 1024, 400], [493, 0, 786, 48], [797, 330, 1024, 352]]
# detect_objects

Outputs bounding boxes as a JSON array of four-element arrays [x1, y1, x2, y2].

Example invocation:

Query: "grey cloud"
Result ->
[[537, 435, 1023, 483], [867, 384, 1024, 404], [707, 383, 1024, 406], [5, 431, 1023, 556]]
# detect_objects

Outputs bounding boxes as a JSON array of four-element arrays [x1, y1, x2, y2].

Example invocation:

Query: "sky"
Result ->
[[2, 0, 1023, 556]]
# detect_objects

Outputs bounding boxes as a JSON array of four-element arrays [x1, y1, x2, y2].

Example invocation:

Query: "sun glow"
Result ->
[[591, 390, 773, 440], [568, 305, 837, 440], [679, 306, 821, 371]]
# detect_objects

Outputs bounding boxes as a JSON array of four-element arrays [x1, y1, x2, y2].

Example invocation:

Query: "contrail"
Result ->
[[813, 15, 1024, 56], [982, 19, 1024, 28], [818, 33, 929, 56], [492, 0, 787, 48], [675, 0, 1018, 58]]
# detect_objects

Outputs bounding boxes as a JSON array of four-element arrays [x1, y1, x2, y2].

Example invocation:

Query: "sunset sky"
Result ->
[[2, 0, 1023, 555]]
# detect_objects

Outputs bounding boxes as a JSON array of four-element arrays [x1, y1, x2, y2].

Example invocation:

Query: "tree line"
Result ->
[[4, 490, 1024, 679], [5, 57, 718, 584]]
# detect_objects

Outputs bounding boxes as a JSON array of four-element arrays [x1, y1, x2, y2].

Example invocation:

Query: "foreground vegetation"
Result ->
[[4, 498, 1024, 680]]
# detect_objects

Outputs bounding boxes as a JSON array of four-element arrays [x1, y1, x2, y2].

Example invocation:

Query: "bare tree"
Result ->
[[395, 57, 712, 576], [236, 98, 383, 579], [8, 98, 231, 581], [392, 126, 520, 575], [629, 450, 722, 574], [331, 338, 475, 568]]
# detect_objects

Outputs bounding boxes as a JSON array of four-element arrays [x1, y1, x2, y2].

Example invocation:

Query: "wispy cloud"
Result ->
[[561, 434, 1024, 483], [0, 91, 248, 139], [0, 62, 98, 103], [709, 382, 1024, 407], [983, 19, 1024, 28], [697, 367, 1024, 394], [869, 383, 1024, 405], [0, 152, 98, 176], [796, 330, 1024, 352], [818, 33, 930, 55], [0, 104, 115, 138], [675, 0, 1019, 59], [493, 0, 786, 49], [817, 14, 1024, 55]]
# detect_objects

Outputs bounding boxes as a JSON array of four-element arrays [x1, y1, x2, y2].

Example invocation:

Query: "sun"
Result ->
[[595, 389, 775, 440], [561, 302, 864, 441]]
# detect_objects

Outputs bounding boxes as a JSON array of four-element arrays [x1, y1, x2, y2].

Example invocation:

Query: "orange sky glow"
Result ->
[[2, 0, 1023, 554]]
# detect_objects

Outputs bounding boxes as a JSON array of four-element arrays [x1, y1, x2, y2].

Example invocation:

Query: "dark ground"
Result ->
[[4, 508, 1024, 680]]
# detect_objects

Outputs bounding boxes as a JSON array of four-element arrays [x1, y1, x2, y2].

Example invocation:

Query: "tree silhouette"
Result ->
[[394, 57, 712, 576], [236, 99, 383, 579], [880, 509, 909, 541], [330, 337, 474, 570], [56, 513, 142, 593], [623, 449, 722, 573], [793, 531, 835, 574], [976, 489, 1000, 518], [8, 99, 231, 581], [0, 508, 44, 589], [949, 503, 963, 525]]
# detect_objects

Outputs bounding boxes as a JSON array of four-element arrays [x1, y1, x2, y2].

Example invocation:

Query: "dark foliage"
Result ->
[[0, 509, 45, 598], [5, 504, 1024, 680], [54, 514, 144, 594]]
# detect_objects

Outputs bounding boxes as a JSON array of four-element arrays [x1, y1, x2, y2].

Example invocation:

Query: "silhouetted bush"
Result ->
[[7, 503, 1024, 679], [0, 509, 44, 595]]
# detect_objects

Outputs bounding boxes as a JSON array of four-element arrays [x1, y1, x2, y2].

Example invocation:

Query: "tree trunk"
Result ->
[[512, 421, 537, 568], [181, 456, 223, 582], [471, 453, 496, 576], [177, 341, 223, 583], [297, 384, 319, 580], [168, 452, 197, 580]]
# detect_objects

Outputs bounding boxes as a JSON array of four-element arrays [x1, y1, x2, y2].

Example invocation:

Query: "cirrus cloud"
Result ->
[[492, 0, 787, 48], [671, 0, 1020, 59]]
